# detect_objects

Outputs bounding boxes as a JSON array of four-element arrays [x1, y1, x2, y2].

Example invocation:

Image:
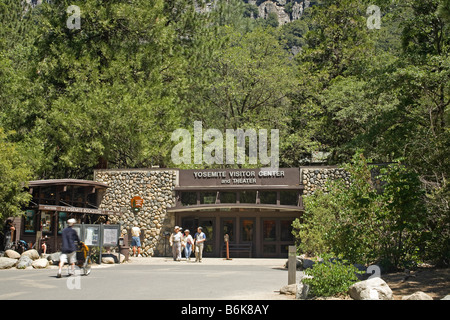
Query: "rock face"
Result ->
[[95, 170, 177, 257], [257, 1, 310, 25], [349, 277, 394, 300], [197, 1, 311, 26]]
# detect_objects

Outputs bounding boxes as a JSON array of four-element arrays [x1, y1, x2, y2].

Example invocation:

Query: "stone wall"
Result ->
[[94, 169, 178, 257], [301, 167, 351, 196]]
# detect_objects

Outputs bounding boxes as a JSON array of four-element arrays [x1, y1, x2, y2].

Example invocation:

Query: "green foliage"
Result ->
[[292, 189, 336, 256], [302, 254, 362, 297], [293, 152, 430, 270], [0, 129, 32, 220]]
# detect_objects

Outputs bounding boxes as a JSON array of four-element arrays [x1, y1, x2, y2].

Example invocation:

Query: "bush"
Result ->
[[293, 152, 429, 270], [302, 255, 362, 297]]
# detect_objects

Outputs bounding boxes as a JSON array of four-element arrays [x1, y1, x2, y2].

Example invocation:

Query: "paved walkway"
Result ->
[[0, 256, 299, 300], [124, 256, 289, 266]]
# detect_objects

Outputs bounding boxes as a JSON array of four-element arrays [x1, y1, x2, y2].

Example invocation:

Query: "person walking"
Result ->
[[131, 226, 142, 257], [169, 226, 182, 261], [2, 219, 15, 250], [182, 229, 194, 261], [57, 218, 80, 278], [194, 227, 206, 263]]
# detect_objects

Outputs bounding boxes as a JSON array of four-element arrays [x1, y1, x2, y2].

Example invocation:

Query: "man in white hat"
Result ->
[[57, 218, 80, 278], [169, 226, 182, 261]]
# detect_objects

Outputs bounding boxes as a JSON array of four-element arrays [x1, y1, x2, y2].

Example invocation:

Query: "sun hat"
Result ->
[[67, 218, 76, 226]]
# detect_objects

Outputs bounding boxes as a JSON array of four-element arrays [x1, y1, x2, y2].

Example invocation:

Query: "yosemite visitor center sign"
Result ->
[[179, 168, 300, 187]]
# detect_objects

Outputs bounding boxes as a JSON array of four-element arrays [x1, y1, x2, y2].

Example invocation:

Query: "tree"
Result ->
[[177, 25, 296, 167], [0, 129, 32, 220], [293, 152, 429, 269], [287, 0, 379, 165], [16, 0, 186, 178]]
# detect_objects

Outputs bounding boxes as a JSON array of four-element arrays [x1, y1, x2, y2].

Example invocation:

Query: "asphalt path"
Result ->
[[0, 258, 297, 300]]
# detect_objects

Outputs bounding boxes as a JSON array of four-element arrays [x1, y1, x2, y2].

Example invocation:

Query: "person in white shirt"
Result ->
[[169, 226, 182, 261], [131, 226, 142, 257], [182, 229, 194, 261]]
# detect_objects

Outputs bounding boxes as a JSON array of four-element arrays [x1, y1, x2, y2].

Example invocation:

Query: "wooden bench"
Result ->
[[221, 243, 253, 258]]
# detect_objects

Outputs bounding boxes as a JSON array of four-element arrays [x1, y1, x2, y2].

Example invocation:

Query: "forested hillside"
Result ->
[[0, 0, 448, 266]]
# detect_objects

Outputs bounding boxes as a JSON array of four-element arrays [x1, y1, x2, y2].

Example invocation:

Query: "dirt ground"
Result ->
[[381, 267, 450, 300]]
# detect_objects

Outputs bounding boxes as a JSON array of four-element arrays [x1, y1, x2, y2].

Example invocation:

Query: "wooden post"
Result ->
[[224, 234, 231, 260], [288, 245, 296, 285]]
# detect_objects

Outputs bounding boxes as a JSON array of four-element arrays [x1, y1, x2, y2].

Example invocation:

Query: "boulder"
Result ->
[[402, 291, 433, 300], [302, 258, 315, 269], [348, 277, 393, 300], [47, 252, 61, 265], [295, 282, 310, 300], [21, 249, 39, 260], [280, 284, 297, 295], [0, 257, 18, 269], [32, 258, 49, 269], [102, 253, 119, 264], [16, 255, 33, 269], [102, 257, 116, 264], [4, 249, 21, 259], [284, 258, 302, 270]]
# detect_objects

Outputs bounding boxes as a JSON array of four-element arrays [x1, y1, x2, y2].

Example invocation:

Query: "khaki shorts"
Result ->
[[60, 251, 77, 264]]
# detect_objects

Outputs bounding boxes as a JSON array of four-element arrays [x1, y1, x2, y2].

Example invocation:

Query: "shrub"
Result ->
[[302, 255, 363, 297]]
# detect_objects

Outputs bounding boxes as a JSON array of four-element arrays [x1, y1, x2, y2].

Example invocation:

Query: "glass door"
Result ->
[[240, 218, 256, 257], [262, 218, 295, 257], [220, 218, 235, 257], [198, 218, 215, 257], [221, 218, 236, 244]]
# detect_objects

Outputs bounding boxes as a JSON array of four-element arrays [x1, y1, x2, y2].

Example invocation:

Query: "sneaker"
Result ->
[[56, 272, 61, 279]]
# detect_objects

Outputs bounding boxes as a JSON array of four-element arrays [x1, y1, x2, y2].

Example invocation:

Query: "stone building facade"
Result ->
[[94, 169, 178, 257], [94, 166, 350, 257]]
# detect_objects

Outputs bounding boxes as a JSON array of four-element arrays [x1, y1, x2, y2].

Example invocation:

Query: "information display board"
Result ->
[[73, 224, 120, 247], [84, 225, 101, 246], [102, 225, 120, 247], [73, 223, 122, 265]]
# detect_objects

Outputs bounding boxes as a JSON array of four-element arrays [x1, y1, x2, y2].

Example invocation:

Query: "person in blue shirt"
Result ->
[[194, 227, 206, 263], [57, 218, 80, 278]]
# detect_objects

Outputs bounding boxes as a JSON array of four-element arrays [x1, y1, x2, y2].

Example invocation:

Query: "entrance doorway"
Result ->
[[178, 212, 298, 258], [181, 217, 215, 257], [262, 218, 295, 257]]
